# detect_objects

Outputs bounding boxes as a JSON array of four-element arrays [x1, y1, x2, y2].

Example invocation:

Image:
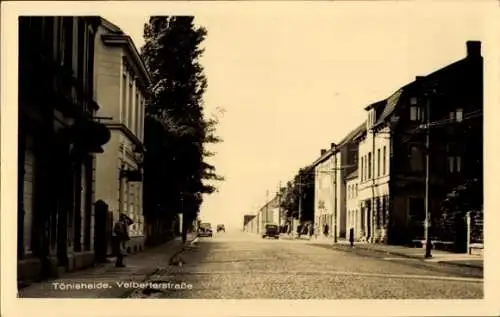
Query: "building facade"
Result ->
[[345, 170, 362, 240], [333, 124, 365, 240], [385, 41, 483, 247], [93, 18, 151, 255], [313, 147, 336, 238], [356, 99, 393, 243], [351, 41, 483, 248], [18, 16, 110, 283]]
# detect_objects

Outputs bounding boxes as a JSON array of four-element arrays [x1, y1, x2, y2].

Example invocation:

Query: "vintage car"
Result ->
[[262, 224, 280, 239], [216, 224, 225, 232], [198, 223, 213, 237]]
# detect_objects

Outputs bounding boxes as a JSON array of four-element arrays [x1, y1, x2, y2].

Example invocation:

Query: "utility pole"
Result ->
[[371, 126, 376, 243], [298, 173, 302, 235], [278, 181, 282, 231], [333, 153, 338, 243], [424, 95, 432, 258], [266, 189, 269, 225]]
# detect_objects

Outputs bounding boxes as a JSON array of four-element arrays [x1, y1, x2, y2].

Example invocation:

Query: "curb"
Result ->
[[436, 260, 483, 270], [317, 243, 483, 269]]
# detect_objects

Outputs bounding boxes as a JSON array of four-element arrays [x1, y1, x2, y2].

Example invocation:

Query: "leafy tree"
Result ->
[[280, 167, 315, 221], [141, 16, 223, 244]]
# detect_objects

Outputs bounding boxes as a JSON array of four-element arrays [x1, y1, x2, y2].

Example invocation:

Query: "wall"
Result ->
[[93, 26, 146, 253], [314, 155, 335, 237], [94, 26, 122, 124], [358, 123, 391, 242], [345, 176, 361, 240]]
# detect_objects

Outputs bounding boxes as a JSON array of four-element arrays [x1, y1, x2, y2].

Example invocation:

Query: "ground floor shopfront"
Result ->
[[18, 104, 110, 284]]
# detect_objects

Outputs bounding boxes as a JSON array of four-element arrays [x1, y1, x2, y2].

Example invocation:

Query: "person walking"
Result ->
[[349, 227, 355, 248], [112, 214, 130, 267]]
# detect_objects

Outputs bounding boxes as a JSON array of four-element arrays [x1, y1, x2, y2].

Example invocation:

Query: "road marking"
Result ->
[[154, 270, 483, 283]]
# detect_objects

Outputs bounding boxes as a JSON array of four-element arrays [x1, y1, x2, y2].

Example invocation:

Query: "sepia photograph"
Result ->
[[2, 0, 500, 316]]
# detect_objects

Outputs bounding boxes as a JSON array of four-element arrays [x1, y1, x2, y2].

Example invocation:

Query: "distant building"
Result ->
[[311, 124, 364, 241], [312, 147, 336, 238]]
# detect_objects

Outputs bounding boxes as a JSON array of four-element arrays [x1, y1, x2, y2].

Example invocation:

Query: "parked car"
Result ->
[[198, 223, 213, 237], [262, 224, 280, 239], [217, 224, 225, 232]]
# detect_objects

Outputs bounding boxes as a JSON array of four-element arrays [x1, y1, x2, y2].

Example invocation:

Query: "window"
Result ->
[[410, 146, 424, 172], [368, 152, 372, 179], [448, 156, 462, 173], [128, 81, 133, 128], [410, 97, 418, 105], [121, 74, 127, 122], [383, 146, 387, 175], [456, 108, 463, 122], [448, 156, 454, 173], [449, 111, 455, 121], [410, 106, 422, 121], [361, 157, 364, 181], [135, 92, 139, 135], [365, 155, 368, 180], [355, 184, 358, 197], [377, 149, 381, 177]]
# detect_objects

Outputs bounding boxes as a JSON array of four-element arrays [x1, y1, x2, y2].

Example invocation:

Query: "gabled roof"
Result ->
[[337, 121, 367, 147], [372, 52, 478, 129], [373, 88, 405, 128], [309, 121, 367, 169]]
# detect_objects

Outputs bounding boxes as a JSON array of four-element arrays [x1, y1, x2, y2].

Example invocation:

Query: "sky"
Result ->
[[102, 1, 494, 231]]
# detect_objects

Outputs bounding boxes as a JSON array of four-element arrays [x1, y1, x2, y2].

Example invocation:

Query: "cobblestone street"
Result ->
[[129, 231, 483, 299]]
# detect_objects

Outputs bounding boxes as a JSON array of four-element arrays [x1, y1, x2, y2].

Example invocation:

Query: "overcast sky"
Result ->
[[101, 1, 494, 230]]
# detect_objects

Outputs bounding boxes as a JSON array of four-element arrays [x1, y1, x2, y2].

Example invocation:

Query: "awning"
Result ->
[[71, 120, 111, 153]]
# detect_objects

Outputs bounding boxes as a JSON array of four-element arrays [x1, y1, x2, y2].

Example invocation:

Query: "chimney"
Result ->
[[321, 149, 327, 155], [466, 41, 481, 57], [330, 142, 336, 149]]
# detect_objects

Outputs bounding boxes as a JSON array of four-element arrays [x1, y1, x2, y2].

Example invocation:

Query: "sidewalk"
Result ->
[[309, 238, 483, 269], [18, 234, 197, 298]]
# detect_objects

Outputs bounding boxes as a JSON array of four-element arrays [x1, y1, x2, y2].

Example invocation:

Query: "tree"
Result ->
[[279, 167, 315, 221], [141, 16, 223, 244]]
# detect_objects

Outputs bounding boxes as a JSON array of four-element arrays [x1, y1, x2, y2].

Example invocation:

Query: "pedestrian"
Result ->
[[323, 223, 329, 237], [349, 227, 355, 248], [112, 214, 130, 267]]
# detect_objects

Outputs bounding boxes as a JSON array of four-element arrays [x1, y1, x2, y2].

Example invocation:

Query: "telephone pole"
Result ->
[[266, 189, 269, 225], [424, 95, 432, 258], [278, 181, 282, 230], [333, 154, 338, 243]]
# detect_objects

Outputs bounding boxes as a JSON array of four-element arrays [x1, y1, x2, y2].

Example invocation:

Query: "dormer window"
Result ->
[[409, 97, 423, 122], [367, 109, 376, 128]]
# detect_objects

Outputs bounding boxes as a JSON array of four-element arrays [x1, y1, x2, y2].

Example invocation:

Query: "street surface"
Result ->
[[129, 231, 483, 299]]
